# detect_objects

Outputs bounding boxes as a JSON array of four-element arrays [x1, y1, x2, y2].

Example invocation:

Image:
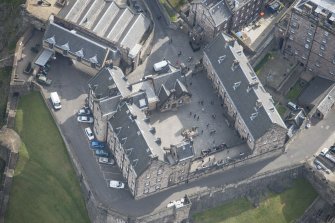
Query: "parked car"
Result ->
[[36, 74, 52, 86], [95, 149, 109, 157], [98, 157, 115, 165], [320, 148, 329, 156], [77, 115, 93, 123], [84, 127, 94, 140], [91, 140, 106, 149], [109, 180, 125, 189], [78, 107, 91, 116], [24, 62, 32, 74]]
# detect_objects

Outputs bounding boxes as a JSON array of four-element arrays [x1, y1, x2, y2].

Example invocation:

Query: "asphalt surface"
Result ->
[[38, 0, 335, 217]]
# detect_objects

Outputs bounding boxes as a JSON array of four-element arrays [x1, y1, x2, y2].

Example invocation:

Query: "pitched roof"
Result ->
[[175, 141, 194, 162], [108, 103, 164, 176], [204, 33, 286, 140], [175, 79, 190, 97], [207, 0, 232, 27], [58, 0, 151, 51], [99, 95, 122, 116], [152, 70, 185, 94], [157, 85, 171, 107], [88, 67, 130, 100], [43, 21, 109, 66]]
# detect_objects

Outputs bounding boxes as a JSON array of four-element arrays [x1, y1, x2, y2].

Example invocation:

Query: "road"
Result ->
[[38, 2, 335, 218]]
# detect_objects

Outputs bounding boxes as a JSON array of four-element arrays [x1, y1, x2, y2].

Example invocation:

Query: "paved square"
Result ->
[[150, 71, 243, 157]]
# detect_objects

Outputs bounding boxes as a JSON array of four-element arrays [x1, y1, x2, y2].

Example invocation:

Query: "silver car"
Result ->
[[77, 116, 93, 123]]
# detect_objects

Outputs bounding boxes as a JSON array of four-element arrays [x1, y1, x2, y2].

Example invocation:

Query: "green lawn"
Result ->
[[168, 0, 187, 9], [5, 92, 90, 223], [276, 103, 287, 118], [254, 52, 274, 75], [0, 67, 12, 126], [193, 178, 317, 223], [160, 0, 178, 21], [286, 82, 303, 101]]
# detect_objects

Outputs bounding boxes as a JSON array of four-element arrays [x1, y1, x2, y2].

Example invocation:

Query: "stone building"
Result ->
[[27, 0, 152, 75], [188, 0, 232, 43], [203, 33, 287, 154], [279, 0, 335, 81], [131, 68, 192, 112], [88, 66, 131, 141], [106, 101, 194, 198], [188, 0, 266, 43], [87, 67, 193, 198]]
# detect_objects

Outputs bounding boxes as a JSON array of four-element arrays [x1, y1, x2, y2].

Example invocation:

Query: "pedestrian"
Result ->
[[197, 116, 199, 121], [206, 123, 209, 128], [190, 82, 192, 86], [201, 130, 203, 134], [194, 114, 196, 119], [169, 38, 173, 44], [189, 111, 192, 116], [178, 51, 182, 56]]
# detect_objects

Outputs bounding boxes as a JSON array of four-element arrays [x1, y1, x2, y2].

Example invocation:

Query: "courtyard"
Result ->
[[150, 70, 245, 157]]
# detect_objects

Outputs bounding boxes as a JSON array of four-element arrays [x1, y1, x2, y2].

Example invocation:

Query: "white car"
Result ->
[[109, 180, 125, 189], [98, 157, 115, 165], [77, 116, 94, 123], [78, 107, 91, 116], [84, 127, 94, 140]]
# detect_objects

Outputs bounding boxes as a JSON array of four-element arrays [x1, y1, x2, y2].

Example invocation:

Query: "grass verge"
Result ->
[[193, 178, 317, 223], [286, 82, 303, 101], [5, 92, 90, 223]]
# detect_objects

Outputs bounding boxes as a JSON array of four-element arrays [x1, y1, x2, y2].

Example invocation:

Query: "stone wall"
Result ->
[[188, 164, 304, 219], [303, 163, 335, 206]]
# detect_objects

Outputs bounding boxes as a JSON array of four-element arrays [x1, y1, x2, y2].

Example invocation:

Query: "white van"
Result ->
[[153, 60, 169, 72], [50, 92, 62, 110]]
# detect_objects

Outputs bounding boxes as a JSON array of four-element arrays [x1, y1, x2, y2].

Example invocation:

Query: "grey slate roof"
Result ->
[[152, 70, 185, 94], [204, 33, 286, 140], [43, 21, 109, 67], [88, 67, 130, 100], [157, 85, 171, 107], [58, 0, 151, 51], [298, 77, 334, 107], [109, 102, 164, 176], [99, 96, 122, 116], [208, 0, 232, 27], [175, 141, 194, 162], [175, 79, 190, 97]]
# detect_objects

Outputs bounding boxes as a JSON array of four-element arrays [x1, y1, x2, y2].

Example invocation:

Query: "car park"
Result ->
[[95, 149, 109, 157], [91, 140, 106, 149], [84, 127, 94, 140], [78, 107, 91, 116], [98, 157, 115, 165], [77, 115, 94, 123], [109, 180, 125, 189]]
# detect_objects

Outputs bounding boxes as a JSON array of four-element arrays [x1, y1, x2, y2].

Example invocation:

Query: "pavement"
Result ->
[[36, 52, 335, 217], [126, 0, 203, 84], [16, 0, 335, 217]]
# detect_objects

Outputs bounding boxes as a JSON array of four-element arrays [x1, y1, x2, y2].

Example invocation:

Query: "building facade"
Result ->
[[279, 0, 335, 81], [188, 0, 266, 43], [203, 33, 287, 154]]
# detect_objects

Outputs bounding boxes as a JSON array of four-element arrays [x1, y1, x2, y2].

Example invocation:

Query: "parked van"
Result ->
[[153, 60, 169, 72], [50, 92, 61, 110], [287, 101, 298, 110]]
